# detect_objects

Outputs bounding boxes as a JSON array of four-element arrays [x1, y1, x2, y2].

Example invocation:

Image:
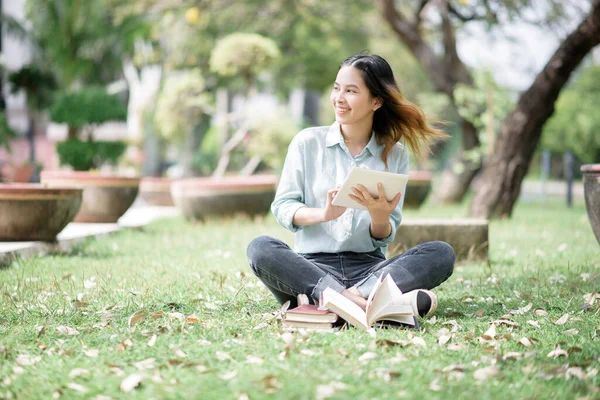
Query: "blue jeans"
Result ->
[[247, 235, 455, 306]]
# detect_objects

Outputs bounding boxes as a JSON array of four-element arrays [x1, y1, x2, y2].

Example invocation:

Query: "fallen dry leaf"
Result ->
[[67, 382, 88, 393], [215, 351, 232, 361], [502, 352, 522, 361], [68, 368, 89, 378], [15, 354, 41, 366], [35, 325, 46, 337], [566, 367, 586, 380], [410, 336, 427, 347], [246, 355, 264, 365], [219, 370, 238, 381], [563, 328, 579, 336], [473, 366, 501, 380], [168, 312, 185, 323], [358, 352, 378, 362], [83, 348, 99, 358], [534, 308, 548, 317], [253, 323, 268, 330], [527, 320, 541, 329], [128, 312, 148, 327], [583, 293, 598, 306], [510, 303, 533, 315], [547, 348, 568, 358], [147, 334, 157, 347], [441, 364, 467, 373], [519, 337, 533, 347], [133, 358, 156, 370], [446, 343, 465, 351], [120, 373, 143, 392], [315, 381, 347, 400], [438, 335, 451, 346], [83, 280, 97, 289], [56, 326, 79, 336], [428, 378, 442, 392], [479, 324, 497, 342], [187, 315, 201, 324], [490, 319, 519, 327], [260, 374, 282, 394], [554, 313, 569, 325]]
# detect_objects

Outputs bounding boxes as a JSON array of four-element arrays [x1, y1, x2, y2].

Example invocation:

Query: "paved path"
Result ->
[[0, 205, 180, 267]]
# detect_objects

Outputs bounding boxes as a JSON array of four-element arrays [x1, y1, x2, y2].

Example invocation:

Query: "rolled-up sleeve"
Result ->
[[271, 135, 307, 232], [370, 146, 409, 247]]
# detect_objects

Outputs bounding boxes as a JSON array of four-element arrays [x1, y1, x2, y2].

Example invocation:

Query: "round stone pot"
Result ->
[[41, 171, 140, 223], [581, 164, 600, 244], [0, 184, 83, 241], [140, 177, 175, 206], [171, 175, 278, 221], [404, 171, 432, 209]]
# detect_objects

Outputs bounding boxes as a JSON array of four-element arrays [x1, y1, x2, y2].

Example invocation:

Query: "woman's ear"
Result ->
[[372, 97, 383, 112]]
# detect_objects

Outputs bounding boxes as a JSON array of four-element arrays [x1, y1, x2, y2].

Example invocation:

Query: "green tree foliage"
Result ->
[[7, 65, 57, 111], [24, 0, 150, 89], [50, 88, 127, 131], [541, 65, 600, 164], [55, 140, 127, 171], [210, 33, 280, 87], [244, 107, 299, 172], [154, 70, 211, 142], [0, 112, 18, 152], [50, 88, 128, 170], [112, 0, 372, 93]]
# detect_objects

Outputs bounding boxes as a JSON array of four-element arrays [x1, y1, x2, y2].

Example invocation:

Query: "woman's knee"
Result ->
[[433, 241, 456, 278], [247, 235, 275, 264], [247, 235, 289, 274]]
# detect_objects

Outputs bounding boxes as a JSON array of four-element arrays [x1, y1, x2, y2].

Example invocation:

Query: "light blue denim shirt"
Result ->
[[271, 121, 409, 254]]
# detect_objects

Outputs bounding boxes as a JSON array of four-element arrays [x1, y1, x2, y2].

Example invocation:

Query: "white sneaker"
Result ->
[[397, 289, 438, 318]]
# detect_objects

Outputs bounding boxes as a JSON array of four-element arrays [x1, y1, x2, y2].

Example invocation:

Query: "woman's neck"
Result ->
[[340, 120, 373, 148]]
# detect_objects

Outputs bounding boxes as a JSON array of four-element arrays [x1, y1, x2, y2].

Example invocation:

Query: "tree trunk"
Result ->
[[470, 0, 600, 218], [432, 117, 481, 202], [377, 0, 481, 203]]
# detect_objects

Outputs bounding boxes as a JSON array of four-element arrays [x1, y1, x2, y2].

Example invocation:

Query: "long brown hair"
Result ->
[[340, 54, 449, 168]]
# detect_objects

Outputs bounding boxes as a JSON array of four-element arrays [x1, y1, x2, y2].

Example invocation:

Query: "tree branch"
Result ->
[[447, 3, 485, 22], [439, 0, 472, 85], [376, 0, 454, 95], [415, 0, 432, 26]]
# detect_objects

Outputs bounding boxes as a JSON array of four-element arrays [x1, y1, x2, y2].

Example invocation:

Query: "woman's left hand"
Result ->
[[349, 183, 401, 224]]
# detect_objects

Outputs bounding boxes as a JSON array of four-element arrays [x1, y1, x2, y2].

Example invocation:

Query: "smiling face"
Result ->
[[330, 66, 382, 129]]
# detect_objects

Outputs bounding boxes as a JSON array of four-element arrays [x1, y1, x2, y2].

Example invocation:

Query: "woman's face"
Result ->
[[330, 66, 381, 128]]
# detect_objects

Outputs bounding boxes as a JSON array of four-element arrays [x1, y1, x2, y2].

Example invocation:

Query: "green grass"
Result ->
[[1, 196, 599, 399]]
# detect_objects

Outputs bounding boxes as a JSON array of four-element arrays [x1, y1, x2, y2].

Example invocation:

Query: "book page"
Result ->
[[322, 288, 368, 330], [371, 304, 414, 325], [366, 275, 407, 326]]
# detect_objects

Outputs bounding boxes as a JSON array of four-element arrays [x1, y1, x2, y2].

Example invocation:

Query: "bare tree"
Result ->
[[377, 0, 480, 203], [470, 0, 600, 218]]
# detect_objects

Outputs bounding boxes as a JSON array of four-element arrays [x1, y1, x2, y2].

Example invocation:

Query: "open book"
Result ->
[[322, 274, 418, 330]]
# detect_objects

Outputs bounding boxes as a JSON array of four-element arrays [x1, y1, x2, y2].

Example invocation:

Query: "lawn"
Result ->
[[1, 195, 599, 399]]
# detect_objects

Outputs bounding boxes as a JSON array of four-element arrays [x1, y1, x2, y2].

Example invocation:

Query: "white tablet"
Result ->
[[331, 167, 409, 210]]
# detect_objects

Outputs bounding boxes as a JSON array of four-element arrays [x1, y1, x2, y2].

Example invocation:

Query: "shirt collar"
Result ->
[[326, 121, 380, 157]]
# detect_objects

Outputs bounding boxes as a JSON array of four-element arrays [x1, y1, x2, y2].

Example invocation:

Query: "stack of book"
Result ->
[[282, 295, 338, 332]]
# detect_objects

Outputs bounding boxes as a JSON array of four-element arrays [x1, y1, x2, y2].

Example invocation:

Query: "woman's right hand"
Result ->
[[322, 187, 347, 222]]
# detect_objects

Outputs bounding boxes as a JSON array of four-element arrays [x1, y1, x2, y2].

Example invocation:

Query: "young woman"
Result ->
[[247, 54, 455, 318]]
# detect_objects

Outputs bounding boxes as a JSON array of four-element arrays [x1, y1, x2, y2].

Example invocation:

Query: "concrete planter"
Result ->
[[140, 177, 175, 206], [171, 175, 278, 221], [581, 164, 600, 245], [0, 184, 82, 241], [404, 171, 432, 209], [41, 171, 140, 223]]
